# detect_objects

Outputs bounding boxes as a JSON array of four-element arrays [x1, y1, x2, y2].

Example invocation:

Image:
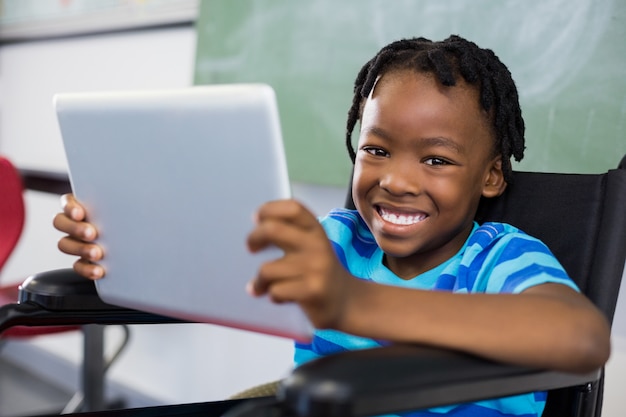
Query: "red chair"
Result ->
[[0, 155, 128, 413], [0, 155, 79, 337]]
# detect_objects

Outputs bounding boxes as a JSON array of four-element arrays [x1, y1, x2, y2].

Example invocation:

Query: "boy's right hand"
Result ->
[[53, 194, 105, 280]]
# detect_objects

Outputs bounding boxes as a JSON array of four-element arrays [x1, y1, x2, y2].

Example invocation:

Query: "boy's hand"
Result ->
[[53, 194, 105, 280], [246, 199, 355, 330]]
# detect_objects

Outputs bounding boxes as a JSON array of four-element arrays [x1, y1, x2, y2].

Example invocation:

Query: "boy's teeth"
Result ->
[[379, 208, 426, 225]]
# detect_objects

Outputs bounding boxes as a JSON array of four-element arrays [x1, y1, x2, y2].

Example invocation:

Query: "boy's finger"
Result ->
[[74, 259, 105, 280], [246, 249, 296, 296], [53, 213, 98, 241], [264, 279, 304, 304], [60, 193, 85, 221], [247, 218, 308, 253], [58, 236, 103, 261], [247, 271, 300, 300], [255, 200, 318, 229]]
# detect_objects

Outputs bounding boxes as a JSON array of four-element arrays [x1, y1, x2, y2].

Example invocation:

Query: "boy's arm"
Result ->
[[338, 278, 610, 373], [247, 199, 611, 374]]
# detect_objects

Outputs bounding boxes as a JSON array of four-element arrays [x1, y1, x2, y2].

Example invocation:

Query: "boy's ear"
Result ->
[[482, 157, 507, 198]]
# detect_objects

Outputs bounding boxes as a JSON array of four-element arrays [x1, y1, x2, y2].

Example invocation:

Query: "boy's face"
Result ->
[[352, 70, 505, 279]]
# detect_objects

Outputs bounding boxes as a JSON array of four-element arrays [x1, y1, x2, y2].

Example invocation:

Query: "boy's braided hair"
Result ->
[[345, 35, 525, 182]]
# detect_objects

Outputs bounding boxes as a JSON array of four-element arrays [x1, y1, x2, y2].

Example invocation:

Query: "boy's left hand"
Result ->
[[246, 199, 354, 329]]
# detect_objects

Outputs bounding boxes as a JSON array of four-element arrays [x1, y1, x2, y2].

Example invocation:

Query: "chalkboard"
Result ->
[[194, 0, 626, 187]]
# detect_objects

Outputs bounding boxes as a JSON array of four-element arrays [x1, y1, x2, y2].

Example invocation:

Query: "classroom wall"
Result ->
[[0, 11, 625, 417]]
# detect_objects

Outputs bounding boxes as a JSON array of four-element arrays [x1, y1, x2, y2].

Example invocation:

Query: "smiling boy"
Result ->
[[244, 37, 610, 416], [55, 36, 610, 417]]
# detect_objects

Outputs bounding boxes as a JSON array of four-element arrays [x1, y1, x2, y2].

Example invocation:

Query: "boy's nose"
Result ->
[[379, 163, 421, 197]]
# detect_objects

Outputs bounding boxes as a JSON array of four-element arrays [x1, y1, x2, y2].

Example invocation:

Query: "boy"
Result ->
[[55, 35, 610, 416]]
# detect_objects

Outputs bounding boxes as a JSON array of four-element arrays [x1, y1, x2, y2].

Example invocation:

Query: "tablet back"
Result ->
[[54, 84, 313, 341]]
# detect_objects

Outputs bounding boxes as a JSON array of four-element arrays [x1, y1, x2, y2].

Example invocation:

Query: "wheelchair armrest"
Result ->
[[278, 344, 601, 417], [19, 268, 120, 310], [0, 268, 187, 334]]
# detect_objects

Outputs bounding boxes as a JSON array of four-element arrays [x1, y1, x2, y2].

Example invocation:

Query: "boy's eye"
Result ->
[[424, 157, 450, 166], [362, 146, 389, 157]]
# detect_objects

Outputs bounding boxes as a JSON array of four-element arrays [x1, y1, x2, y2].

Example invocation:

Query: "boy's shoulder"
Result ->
[[318, 208, 377, 254], [464, 221, 556, 266], [321, 208, 361, 221], [467, 221, 556, 258], [469, 221, 527, 246], [319, 208, 371, 237]]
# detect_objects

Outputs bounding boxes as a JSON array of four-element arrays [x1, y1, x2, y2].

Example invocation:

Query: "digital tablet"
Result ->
[[54, 84, 313, 341]]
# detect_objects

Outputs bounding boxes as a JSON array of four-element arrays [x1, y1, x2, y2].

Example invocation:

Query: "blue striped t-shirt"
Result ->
[[294, 208, 578, 417]]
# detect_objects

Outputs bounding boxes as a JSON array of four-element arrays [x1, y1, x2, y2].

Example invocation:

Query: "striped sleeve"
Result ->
[[461, 222, 578, 294]]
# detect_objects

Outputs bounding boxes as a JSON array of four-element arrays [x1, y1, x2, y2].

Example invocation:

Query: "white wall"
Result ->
[[0, 24, 625, 414]]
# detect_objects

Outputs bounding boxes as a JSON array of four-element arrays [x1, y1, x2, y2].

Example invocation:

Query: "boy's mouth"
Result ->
[[376, 206, 428, 226]]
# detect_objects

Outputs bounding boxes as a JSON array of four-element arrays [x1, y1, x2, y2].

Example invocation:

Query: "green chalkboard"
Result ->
[[194, 0, 626, 187]]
